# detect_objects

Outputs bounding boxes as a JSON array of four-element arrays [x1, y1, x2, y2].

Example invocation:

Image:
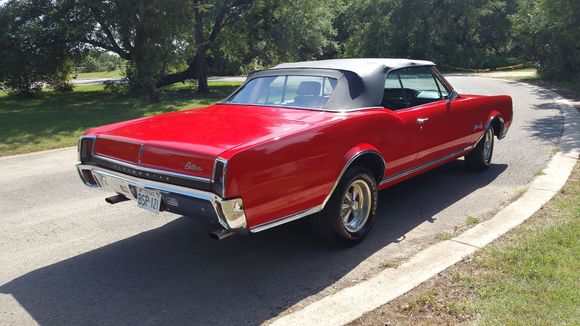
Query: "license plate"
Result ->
[[137, 188, 162, 214]]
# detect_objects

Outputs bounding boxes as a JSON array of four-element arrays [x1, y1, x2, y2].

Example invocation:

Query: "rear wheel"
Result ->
[[465, 128, 494, 171], [311, 166, 378, 246]]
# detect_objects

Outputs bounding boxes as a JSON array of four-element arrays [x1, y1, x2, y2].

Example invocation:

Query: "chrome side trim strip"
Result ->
[[379, 146, 474, 185], [321, 150, 386, 209], [93, 154, 212, 183], [250, 205, 323, 233]]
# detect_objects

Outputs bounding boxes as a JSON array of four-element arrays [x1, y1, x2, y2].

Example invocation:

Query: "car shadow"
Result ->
[[0, 161, 507, 326]]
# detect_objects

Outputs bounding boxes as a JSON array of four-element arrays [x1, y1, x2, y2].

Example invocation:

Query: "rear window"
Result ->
[[226, 75, 338, 109]]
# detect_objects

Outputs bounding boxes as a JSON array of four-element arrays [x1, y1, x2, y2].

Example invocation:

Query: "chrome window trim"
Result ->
[[322, 149, 386, 209], [93, 154, 212, 184], [220, 103, 384, 113]]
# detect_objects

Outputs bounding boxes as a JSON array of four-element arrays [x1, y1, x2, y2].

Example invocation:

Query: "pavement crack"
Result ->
[[449, 239, 481, 249]]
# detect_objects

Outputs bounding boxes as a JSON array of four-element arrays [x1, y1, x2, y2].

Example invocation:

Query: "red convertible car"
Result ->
[[77, 58, 512, 245]]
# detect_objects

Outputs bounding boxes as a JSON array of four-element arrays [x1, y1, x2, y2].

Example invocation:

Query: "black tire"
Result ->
[[311, 166, 378, 246], [465, 128, 494, 171]]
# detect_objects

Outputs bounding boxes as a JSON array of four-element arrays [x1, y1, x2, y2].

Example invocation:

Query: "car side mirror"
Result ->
[[446, 89, 458, 104]]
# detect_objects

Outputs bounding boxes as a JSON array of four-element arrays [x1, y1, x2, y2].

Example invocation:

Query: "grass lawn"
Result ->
[[0, 82, 241, 156], [519, 77, 580, 95], [350, 162, 580, 325], [73, 70, 124, 79]]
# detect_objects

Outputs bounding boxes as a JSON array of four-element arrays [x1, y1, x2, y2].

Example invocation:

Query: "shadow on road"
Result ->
[[0, 161, 507, 325]]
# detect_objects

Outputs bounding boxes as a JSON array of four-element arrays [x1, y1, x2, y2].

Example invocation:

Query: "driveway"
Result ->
[[0, 77, 564, 325]]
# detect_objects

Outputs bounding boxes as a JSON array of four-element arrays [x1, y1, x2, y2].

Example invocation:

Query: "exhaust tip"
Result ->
[[105, 194, 130, 205], [209, 229, 236, 240]]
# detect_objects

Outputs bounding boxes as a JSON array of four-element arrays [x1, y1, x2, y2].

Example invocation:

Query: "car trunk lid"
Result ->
[[92, 104, 315, 179]]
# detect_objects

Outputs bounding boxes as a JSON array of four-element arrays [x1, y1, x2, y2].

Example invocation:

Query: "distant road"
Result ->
[[71, 75, 246, 86], [447, 70, 537, 78], [72, 71, 535, 86]]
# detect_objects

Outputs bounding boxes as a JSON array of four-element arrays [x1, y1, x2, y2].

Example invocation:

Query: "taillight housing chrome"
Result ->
[[78, 136, 96, 162], [211, 158, 227, 197]]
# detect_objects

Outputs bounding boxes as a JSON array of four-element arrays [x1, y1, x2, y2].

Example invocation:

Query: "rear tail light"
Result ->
[[211, 158, 227, 197], [78, 136, 95, 162]]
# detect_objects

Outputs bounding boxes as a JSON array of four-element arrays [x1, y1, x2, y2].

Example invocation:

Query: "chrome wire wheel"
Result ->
[[341, 179, 372, 233], [483, 128, 493, 162]]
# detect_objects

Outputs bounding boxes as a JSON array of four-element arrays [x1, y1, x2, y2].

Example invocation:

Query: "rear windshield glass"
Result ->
[[226, 75, 338, 109]]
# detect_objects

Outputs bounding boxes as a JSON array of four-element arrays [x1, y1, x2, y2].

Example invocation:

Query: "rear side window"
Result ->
[[382, 67, 444, 110], [381, 72, 408, 110]]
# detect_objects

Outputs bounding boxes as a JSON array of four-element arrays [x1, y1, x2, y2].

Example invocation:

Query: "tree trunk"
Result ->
[[156, 58, 197, 88], [194, 1, 209, 93]]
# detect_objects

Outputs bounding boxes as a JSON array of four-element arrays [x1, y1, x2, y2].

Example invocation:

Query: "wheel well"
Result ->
[[350, 152, 385, 183], [490, 116, 504, 137]]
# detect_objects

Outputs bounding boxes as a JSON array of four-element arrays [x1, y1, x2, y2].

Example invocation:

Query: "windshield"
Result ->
[[226, 75, 338, 110]]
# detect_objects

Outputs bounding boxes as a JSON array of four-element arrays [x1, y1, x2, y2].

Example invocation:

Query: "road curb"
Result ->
[[0, 146, 76, 161], [268, 84, 579, 326]]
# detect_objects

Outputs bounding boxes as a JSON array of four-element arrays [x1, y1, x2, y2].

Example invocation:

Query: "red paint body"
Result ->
[[84, 92, 513, 229]]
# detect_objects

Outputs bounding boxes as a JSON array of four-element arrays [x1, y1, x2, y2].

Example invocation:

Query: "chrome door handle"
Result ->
[[416, 118, 429, 124]]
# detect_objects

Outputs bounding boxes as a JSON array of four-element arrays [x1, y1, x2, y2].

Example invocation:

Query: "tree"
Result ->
[[156, 0, 256, 91], [511, 0, 580, 80], [338, 0, 516, 69], [0, 0, 79, 95], [1, 0, 342, 101], [61, 0, 192, 101]]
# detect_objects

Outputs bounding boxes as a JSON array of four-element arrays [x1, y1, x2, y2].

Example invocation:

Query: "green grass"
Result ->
[[507, 73, 580, 94], [0, 81, 241, 156], [73, 70, 124, 79], [351, 164, 579, 326], [462, 163, 580, 325], [465, 215, 480, 225], [435, 232, 453, 241], [379, 260, 400, 269]]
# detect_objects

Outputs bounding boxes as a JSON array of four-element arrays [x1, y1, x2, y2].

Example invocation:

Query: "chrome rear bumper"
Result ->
[[76, 164, 247, 232]]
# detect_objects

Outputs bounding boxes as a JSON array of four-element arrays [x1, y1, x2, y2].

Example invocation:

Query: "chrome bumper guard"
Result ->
[[77, 164, 248, 232]]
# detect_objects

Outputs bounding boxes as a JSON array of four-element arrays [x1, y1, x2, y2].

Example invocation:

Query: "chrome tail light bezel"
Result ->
[[78, 135, 97, 162], [211, 157, 228, 197]]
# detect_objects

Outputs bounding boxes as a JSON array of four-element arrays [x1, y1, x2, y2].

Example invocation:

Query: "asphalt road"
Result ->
[[0, 77, 564, 325], [71, 75, 246, 86]]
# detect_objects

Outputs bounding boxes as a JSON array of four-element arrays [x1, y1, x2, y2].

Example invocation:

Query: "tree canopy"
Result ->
[[0, 0, 578, 100]]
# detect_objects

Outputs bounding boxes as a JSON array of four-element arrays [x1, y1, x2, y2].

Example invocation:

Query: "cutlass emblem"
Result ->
[[185, 162, 203, 171], [473, 122, 483, 130]]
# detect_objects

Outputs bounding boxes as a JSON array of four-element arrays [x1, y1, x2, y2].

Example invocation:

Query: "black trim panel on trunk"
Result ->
[[91, 156, 213, 191]]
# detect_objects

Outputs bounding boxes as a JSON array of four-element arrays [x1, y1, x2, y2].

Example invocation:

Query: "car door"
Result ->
[[377, 71, 420, 178], [431, 68, 480, 152], [395, 67, 453, 166]]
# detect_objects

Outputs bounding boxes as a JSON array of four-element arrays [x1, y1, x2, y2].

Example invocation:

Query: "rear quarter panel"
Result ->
[[454, 94, 513, 144], [223, 109, 416, 228]]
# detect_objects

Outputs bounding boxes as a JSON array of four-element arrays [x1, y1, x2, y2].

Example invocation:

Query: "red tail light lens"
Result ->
[[211, 159, 227, 197], [78, 137, 95, 162]]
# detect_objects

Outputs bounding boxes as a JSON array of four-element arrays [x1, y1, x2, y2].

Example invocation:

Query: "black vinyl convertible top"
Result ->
[[273, 58, 435, 76], [230, 58, 437, 111]]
